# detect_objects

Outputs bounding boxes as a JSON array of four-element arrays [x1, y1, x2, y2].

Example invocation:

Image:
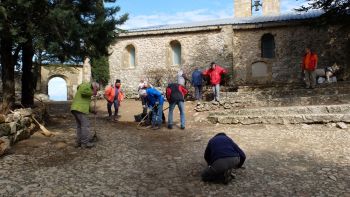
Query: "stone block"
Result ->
[[0, 123, 11, 137], [0, 136, 10, 157], [0, 114, 5, 123]]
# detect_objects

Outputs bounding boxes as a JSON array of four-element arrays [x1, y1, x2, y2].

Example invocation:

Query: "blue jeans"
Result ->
[[212, 84, 220, 101], [168, 101, 185, 128], [107, 100, 119, 117], [152, 104, 163, 126], [194, 85, 202, 101]]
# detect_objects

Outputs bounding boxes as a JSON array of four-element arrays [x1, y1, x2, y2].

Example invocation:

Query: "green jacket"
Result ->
[[71, 82, 93, 114]]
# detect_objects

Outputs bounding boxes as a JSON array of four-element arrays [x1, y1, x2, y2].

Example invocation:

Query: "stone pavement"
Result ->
[[1, 101, 350, 196]]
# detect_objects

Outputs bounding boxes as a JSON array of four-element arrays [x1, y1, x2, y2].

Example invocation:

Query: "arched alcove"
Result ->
[[170, 40, 182, 66], [48, 76, 68, 101], [123, 44, 136, 68], [261, 33, 275, 58]]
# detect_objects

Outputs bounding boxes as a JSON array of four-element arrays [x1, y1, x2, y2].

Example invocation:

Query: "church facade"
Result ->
[[108, 0, 349, 95]]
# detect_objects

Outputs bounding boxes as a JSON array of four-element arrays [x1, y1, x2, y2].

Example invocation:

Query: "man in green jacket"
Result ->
[[71, 82, 99, 148]]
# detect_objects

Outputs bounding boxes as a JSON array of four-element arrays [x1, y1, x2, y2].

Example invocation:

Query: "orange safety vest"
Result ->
[[104, 85, 124, 103]]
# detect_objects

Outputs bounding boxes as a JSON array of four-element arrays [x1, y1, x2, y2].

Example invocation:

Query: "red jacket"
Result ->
[[166, 83, 188, 103], [302, 52, 318, 71], [202, 65, 228, 85]]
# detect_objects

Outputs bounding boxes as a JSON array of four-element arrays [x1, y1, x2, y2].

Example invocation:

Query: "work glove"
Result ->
[[155, 101, 159, 107]]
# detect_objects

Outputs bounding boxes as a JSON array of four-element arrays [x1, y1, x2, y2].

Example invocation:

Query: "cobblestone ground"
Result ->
[[1, 100, 350, 196]]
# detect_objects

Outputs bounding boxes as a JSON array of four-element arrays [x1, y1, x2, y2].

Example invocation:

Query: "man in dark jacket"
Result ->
[[191, 68, 203, 102], [202, 133, 246, 184], [166, 83, 188, 129]]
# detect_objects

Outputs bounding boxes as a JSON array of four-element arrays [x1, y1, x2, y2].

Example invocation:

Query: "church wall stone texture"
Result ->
[[109, 20, 349, 94]]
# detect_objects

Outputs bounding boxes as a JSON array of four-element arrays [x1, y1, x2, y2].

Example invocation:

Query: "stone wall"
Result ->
[[109, 20, 349, 94], [232, 23, 350, 84], [0, 108, 45, 156], [109, 27, 234, 95]]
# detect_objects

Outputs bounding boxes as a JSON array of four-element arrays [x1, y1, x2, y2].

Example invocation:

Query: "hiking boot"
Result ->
[[90, 134, 98, 143], [223, 169, 233, 184], [180, 126, 185, 130], [81, 142, 95, 149], [152, 125, 161, 130], [74, 143, 81, 148], [167, 125, 173, 129]]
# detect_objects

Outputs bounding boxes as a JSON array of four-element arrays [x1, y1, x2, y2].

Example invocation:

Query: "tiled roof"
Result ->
[[127, 10, 323, 32]]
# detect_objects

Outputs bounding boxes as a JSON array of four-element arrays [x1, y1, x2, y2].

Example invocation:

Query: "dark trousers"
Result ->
[[141, 96, 148, 115], [71, 110, 92, 145], [107, 99, 119, 117], [201, 157, 240, 182]]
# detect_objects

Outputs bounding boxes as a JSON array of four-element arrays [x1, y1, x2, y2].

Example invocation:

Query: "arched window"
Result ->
[[48, 77, 67, 101], [170, 40, 181, 65], [261, 34, 275, 58], [124, 44, 136, 68]]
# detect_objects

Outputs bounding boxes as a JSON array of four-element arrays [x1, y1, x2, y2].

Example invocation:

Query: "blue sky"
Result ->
[[111, 0, 308, 29], [48, 77, 67, 101]]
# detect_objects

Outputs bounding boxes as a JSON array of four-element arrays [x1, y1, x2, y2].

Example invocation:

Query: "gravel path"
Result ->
[[1, 101, 349, 196]]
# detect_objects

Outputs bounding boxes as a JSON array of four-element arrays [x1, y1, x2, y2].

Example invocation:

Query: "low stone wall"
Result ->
[[0, 108, 46, 156]]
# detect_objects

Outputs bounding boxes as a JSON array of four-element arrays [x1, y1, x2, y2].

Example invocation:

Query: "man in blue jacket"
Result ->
[[191, 68, 203, 102], [202, 133, 246, 184], [142, 85, 164, 130]]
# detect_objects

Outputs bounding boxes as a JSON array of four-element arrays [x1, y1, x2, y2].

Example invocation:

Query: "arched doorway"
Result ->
[[48, 77, 68, 101]]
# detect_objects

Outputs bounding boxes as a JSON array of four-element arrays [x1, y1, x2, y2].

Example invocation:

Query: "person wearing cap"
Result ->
[[202, 62, 227, 102], [138, 79, 150, 115], [71, 81, 100, 148], [201, 132, 246, 184], [104, 79, 124, 121]]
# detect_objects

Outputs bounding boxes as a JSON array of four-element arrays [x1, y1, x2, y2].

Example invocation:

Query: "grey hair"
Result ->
[[91, 82, 100, 90]]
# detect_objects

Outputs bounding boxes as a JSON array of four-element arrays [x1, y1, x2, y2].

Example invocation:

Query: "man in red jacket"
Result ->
[[302, 47, 318, 89], [202, 62, 227, 102]]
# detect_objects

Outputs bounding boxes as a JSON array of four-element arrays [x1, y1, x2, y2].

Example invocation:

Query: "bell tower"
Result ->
[[234, 0, 280, 18], [262, 0, 280, 16], [234, 0, 252, 18]]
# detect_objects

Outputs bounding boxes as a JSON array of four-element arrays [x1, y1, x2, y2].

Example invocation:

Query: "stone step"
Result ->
[[226, 87, 350, 99], [208, 113, 350, 125], [211, 104, 350, 116], [235, 81, 350, 93], [223, 93, 350, 108], [208, 104, 350, 125]]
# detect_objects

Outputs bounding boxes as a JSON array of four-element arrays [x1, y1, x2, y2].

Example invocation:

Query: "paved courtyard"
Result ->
[[1, 100, 350, 196]]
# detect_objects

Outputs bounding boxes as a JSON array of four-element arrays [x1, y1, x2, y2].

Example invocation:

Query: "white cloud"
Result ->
[[121, 8, 232, 29]]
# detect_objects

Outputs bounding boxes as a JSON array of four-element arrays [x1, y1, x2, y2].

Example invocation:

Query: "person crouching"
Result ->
[[141, 84, 164, 130], [202, 132, 246, 184]]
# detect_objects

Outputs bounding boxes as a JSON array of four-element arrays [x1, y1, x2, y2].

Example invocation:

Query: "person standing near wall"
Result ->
[[104, 79, 124, 122], [166, 83, 188, 130], [302, 47, 318, 89], [71, 82, 100, 148], [202, 62, 227, 102], [191, 67, 203, 103], [177, 69, 189, 86]]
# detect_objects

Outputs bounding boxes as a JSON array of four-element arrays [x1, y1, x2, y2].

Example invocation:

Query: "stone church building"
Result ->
[[108, 0, 349, 94]]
